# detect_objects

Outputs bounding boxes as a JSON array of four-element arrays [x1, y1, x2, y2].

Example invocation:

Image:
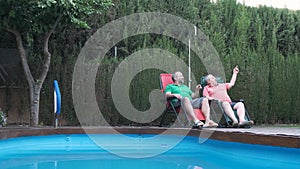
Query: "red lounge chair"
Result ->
[[159, 73, 205, 127]]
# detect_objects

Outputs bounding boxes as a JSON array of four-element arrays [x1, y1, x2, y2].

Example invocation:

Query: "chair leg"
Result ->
[[209, 104, 221, 127], [170, 105, 186, 127], [245, 109, 251, 121], [160, 104, 197, 128], [159, 106, 184, 127], [159, 109, 168, 127]]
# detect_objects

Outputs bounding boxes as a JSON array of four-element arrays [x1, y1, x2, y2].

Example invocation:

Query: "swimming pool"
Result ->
[[0, 134, 299, 169]]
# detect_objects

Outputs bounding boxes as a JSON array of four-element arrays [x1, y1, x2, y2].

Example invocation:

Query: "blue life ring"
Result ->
[[54, 80, 61, 115]]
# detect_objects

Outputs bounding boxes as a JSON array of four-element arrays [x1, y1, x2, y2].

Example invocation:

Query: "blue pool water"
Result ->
[[0, 134, 299, 169]]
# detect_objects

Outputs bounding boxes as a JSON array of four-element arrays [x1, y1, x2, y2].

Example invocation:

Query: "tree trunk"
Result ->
[[30, 85, 42, 126]]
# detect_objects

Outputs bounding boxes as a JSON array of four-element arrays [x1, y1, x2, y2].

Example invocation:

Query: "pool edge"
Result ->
[[0, 127, 299, 148]]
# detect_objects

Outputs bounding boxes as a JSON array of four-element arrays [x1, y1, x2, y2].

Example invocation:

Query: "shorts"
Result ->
[[172, 97, 205, 109], [230, 102, 237, 109], [191, 97, 205, 109]]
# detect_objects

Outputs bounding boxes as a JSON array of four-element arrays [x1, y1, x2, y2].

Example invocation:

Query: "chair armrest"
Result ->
[[166, 96, 179, 101], [208, 99, 219, 103], [232, 99, 245, 103]]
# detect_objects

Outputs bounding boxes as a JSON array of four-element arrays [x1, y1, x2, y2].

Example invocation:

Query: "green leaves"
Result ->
[[0, 0, 113, 33], [70, 17, 90, 29], [37, 0, 57, 8]]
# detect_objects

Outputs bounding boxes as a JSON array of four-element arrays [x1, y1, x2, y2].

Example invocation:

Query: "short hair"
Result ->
[[171, 73, 176, 82], [172, 72, 180, 82], [205, 74, 213, 82]]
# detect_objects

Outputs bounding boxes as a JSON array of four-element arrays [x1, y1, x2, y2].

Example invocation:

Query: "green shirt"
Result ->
[[164, 84, 193, 101]]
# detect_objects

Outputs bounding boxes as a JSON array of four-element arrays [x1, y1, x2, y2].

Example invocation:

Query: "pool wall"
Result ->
[[0, 127, 299, 148]]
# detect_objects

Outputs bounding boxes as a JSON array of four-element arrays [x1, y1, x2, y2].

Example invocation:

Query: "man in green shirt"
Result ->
[[165, 71, 218, 128]]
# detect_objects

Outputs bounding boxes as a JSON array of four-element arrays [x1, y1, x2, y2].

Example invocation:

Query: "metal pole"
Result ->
[[188, 25, 197, 89], [53, 80, 61, 128], [188, 39, 191, 89], [54, 90, 58, 128], [114, 46, 117, 59]]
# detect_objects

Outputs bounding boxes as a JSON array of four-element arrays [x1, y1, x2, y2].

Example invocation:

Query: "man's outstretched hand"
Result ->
[[233, 65, 239, 74]]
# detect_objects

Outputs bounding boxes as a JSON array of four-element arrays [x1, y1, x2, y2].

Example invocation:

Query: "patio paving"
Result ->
[[207, 126, 300, 137]]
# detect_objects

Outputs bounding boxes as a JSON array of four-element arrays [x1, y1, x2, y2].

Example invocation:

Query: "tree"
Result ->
[[0, 0, 112, 126]]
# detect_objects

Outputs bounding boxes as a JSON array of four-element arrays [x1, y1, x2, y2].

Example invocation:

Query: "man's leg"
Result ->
[[233, 102, 246, 124], [222, 101, 238, 125], [191, 98, 218, 127], [233, 102, 254, 126], [181, 97, 203, 125], [199, 98, 218, 127], [201, 98, 210, 123]]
